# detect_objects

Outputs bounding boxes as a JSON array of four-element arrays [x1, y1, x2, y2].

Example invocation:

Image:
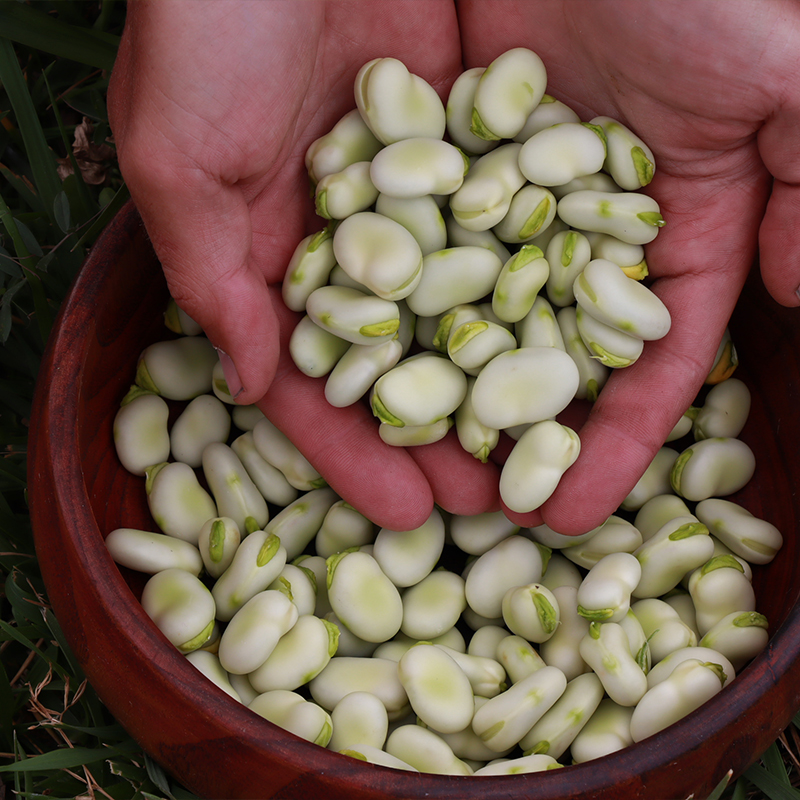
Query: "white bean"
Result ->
[[145, 461, 217, 545], [305, 108, 383, 185], [370, 138, 467, 198], [354, 57, 446, 145], [327, 550, 403, 643], [518, 122, 607, 187], [406, 245, 505, 316], [332, 211, 424, 301], [590, 115, 656, 191], [105, 527, 203, 576], [315, 161, 378, 220], [113, 392, 170, 476], [670, 437, 756, 501], [141, 568, 216, 653], [557, 190, 664, 245], [492, 245, 550, 322], [471, 48, 547, 141], [499, 420, 581, 514], [695, 498, 782, 565], [573, 258, 671, 341], [471, 346, 580, 430]]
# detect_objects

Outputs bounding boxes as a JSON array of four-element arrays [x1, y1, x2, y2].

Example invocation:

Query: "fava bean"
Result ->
[[354, 57, 446, 145], [288, 314, 351, 379], [372, 508, 446, 588], [230, 431, 299, 507], [445, 67, 498, 155], [305, 108, 383, 185], [471, 665, 566, 753], [500, 419, 581, 513], [371, 352, 467, 429], [105, 527, 204, 577], [471, 48, 547, 141], [212, 531, 288, 622], [248, 613, 339, 693], [590, 116, 656, 190], [518, 122, 606, 187], [573, 258, 671, 341], [579, 622, 648, 707], [519, 672, 604, 758], [692, 378, 751, 441], [135, 336, 218, 401], [557, 190, 664, 245], [695, 498, 783, 565], [699, 611, 769, 672], [328, 691, 390, 753], [332, 211, 423, 301], [492, 245, 550, 322], [202, 442, 269, 534], [249, 690, 332, 747], [670, 437, 756, 501], [471, 346, 580, 430], [315, 161, 378, 220], [400, 569, 466, 640], [384, 724, 473, 775], [449, 143, 526, 231], [630, 659, 724, 743], [217, 589, 298, 675], [370, 137, 467, 199], [327, 550, 403, 643], [492, 184, 557, 244], [113, 392, 170, 476], [539, 585, 592, 681], [570, 699, 634, 763], [141, 568, 216, 653], [375, 193, 447, 256], [464, 535, 543, 619], [145, 461, 217, 545]]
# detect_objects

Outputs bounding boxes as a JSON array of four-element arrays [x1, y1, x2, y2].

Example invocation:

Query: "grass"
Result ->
[[0, 2, 798, 799]]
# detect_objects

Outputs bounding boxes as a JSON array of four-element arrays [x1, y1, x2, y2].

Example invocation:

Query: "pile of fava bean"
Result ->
[[107, 48, 783, 777]]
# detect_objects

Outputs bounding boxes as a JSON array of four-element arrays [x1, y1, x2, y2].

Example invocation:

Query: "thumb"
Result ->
[[129, 165, 281, 406], [758, 105, 800, 308]]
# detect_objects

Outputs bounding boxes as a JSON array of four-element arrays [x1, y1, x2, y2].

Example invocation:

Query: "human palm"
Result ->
[[458, 0, 800, 532], [109, 0, 800, 533]]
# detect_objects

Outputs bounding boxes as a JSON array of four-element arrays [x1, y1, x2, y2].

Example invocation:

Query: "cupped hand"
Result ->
[[458, 0, 800, 533], [108, 0, 501, 528]]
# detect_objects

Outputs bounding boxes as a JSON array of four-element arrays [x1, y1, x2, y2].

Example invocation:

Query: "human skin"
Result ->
[[108, 0, 800, 533]]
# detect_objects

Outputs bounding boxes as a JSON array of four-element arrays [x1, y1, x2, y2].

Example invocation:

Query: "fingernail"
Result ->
[[215, 348, 244, 400]]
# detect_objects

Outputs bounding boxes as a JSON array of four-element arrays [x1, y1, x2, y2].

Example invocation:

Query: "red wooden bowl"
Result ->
[[28, 200, 800, 800]]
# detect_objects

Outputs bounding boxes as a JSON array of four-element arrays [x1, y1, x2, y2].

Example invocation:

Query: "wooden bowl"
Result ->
[[28, 200, 800, 800]]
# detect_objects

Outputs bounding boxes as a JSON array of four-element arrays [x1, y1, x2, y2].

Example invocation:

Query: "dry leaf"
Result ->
[[57, 117, 115, 184]]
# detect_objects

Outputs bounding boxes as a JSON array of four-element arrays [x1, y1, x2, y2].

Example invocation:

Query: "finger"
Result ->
[[258, 293, 435, 531], [134, 170, 282, 406], [756, 72, 800, 307], [759, 179, 800, 306], [407, 428, 502, 517], [540, 165, 770, 534]]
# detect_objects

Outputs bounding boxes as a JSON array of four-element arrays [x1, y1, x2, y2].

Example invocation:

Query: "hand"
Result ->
[[107, 0, 501, 529], [456, 0, 800, 533]]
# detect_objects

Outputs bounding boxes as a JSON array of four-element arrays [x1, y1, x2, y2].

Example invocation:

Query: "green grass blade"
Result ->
[[0, 742, 136, 773], [0, 1, 119, 72], [743, 762, 800, 800], [761, 741, 792, 786], [0, 37, 62, 226], [70, 181, 130, 250]]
